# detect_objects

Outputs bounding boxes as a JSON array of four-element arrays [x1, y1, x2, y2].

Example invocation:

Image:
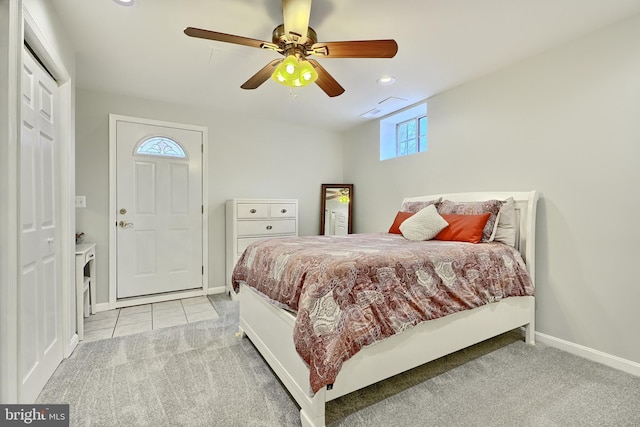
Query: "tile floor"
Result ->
[[82, 296, 219, 342]]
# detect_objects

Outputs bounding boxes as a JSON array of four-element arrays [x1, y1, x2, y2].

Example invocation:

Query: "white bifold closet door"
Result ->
[[19, 45, 63, 403]]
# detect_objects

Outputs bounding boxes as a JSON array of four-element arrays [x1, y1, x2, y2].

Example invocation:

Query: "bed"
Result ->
[[232, 191, 538, 427]]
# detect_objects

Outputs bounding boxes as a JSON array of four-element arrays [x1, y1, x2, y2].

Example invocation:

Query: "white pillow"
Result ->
[[493, 197, 517, 247], [399, 204, 449, 241]]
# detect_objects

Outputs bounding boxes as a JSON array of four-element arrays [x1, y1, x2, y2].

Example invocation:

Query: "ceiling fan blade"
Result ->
[[311, 40, 398, 58], [282, 0, 312, 41], [308, 59, 345, 97], [241, 59, 283, 90], [184, 27, 279, 51]]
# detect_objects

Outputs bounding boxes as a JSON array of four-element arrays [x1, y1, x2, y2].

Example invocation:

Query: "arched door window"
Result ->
[[135, 136, 187, 159]]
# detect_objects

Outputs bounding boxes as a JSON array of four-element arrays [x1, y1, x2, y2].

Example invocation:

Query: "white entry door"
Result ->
[[19, 46, 63, 402], [115, 118, 204, 298]]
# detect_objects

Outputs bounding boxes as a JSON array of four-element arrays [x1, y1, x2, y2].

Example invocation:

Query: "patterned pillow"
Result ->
[[399, 204, 449, 241], [400, 197, 442, 214], [437, 199, 504, 242]]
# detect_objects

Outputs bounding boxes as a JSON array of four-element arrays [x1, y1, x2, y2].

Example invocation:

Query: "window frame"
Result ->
[[395, 115, 427, 157], [134, 135, 188, 159], [379, 103, 427, 161]]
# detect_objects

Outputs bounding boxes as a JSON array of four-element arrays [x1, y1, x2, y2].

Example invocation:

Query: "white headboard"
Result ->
[[401, 191, 539, 282]]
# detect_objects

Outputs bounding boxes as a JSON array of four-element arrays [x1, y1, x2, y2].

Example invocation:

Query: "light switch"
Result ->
[[75, 196, 86, 208]]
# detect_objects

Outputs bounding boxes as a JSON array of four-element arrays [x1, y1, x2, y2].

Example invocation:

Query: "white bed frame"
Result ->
[[238, 191, 538, 427]]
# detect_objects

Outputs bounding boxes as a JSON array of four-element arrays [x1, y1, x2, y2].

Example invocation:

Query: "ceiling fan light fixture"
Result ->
[[299, 59, 318, 83], [113, 0, 134, 6], [271, 55, 317, 88], [283, 55, 299, 77]]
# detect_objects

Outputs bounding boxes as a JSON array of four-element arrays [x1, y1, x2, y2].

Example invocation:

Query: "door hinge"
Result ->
[[202, 205, 204, 214], [202, 266, 204, 275], [201, 144, 203, 153]]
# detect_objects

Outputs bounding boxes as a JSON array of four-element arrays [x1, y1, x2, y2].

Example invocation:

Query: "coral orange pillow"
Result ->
[[389, 211, 414, 234], [434, 213, 491, 244]]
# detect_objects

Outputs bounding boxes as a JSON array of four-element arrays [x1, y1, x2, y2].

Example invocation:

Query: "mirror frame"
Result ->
[[320, 184, 354, 235]]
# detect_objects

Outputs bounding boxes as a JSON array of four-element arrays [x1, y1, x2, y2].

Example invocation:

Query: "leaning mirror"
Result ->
[[320, 184, 353, 235]]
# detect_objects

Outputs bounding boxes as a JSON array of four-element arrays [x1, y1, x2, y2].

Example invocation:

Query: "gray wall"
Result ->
[[343, 14, 640, 365], [75, 89, 344, 303]]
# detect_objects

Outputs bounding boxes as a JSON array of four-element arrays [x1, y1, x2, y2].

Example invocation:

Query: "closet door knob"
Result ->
[[281, 209, 287, 213], [266, 225, 273, 230], [250, 209, 256, 214]]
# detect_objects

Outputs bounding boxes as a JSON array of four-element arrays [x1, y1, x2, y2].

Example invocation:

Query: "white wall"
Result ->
[[343, 14, 640, 365], [75, 89, 344, 303], [0, 0, 21, 403]]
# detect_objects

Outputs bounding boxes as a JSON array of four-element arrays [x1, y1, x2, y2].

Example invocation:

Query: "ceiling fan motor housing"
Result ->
[[272, 24, 318, 56]]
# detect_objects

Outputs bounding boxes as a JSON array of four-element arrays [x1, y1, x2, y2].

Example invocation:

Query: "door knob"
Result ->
[[118, 220, 134, 228]]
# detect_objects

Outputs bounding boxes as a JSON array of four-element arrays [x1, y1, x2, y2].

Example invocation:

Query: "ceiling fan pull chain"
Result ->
[[289, 88, 298, 99]]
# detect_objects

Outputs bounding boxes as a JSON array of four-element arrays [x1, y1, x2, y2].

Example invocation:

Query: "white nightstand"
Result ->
[[75, 243, 96, 341], [225, 199, 298, 295]]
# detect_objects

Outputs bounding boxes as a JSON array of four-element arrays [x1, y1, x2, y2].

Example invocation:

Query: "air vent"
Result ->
[[359, 108, 382, 118], [378, 96, 408, 108]]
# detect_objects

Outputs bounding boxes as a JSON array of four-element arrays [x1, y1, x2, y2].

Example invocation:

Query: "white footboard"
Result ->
[[239, 283, 327, 427], [239, 283, 535, 427]]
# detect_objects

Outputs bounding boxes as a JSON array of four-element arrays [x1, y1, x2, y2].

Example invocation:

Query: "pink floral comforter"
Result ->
[[232, 233, 534, 394]]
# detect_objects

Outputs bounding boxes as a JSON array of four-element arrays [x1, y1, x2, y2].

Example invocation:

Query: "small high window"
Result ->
[[135, 136, 187, 159], [380, 103, 427, 161]]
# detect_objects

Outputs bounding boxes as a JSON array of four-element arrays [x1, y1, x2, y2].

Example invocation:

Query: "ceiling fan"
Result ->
[[326, 188, 351, 203], [326, 188, 350, 199], [184, 0, 398, 97]]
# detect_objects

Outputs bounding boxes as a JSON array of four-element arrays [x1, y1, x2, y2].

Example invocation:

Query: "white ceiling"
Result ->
[[49, 0, 640, 132]]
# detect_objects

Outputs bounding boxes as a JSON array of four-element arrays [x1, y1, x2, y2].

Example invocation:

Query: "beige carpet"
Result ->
[[37, 294, 640, 426]]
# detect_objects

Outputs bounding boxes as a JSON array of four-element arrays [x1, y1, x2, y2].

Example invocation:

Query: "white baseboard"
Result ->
[[94, 302, 111, 313], [66, 333, 79, 358], [535, 331, 640, 377], [207, 286, 225, 295]]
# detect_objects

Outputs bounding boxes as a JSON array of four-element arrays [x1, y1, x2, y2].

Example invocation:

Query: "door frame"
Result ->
[[108, 114, 209, 309], [0, 2, 75, 403]]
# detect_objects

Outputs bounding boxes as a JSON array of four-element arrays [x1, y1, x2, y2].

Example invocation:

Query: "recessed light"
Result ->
[[113, 0, 134, 6], [377, 75, 396, 86]]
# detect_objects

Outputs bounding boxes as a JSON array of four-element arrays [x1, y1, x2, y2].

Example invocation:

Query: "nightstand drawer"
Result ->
[[237, 219, 296, 237], [76, 243, 96, 264], [237, 235, 290, 255], [237, 203, 268, 219], [270, 203, 297, 218], [83, 247, 95, 264]]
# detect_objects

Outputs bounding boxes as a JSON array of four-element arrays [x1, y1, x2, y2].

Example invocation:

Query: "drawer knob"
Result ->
[[281, 209, 287, 213], [266, 225, 273, 230], [250, 209, 256, 214]]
